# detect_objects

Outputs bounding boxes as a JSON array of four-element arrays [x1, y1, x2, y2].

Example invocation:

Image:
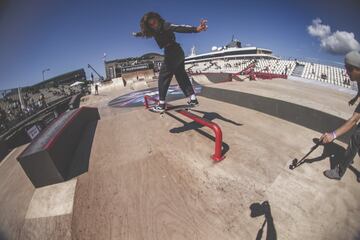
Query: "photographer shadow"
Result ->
[[250, 201, 277, 240]]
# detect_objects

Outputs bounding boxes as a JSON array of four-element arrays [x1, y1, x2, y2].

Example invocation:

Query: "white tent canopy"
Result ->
[[70, 81, 84, 87]]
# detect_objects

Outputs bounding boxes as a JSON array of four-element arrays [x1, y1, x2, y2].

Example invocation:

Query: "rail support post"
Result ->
[[144, 95, 225, 161]]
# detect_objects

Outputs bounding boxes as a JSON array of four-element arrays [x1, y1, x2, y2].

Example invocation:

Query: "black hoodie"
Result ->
[[135, 22, 197, 49], [135, 22, 197, 69]]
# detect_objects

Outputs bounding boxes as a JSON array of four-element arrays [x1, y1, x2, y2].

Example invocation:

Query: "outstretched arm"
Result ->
[[165, 19, 208, 33], [321, 112, 360, 143], [196, 19, 208, 32]]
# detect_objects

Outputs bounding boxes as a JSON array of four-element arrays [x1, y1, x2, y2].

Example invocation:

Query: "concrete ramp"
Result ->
[[20, 180, 76, 240], [122, 69, 154, 82], [191, 74, 213, 85], [1, 79, 360, 240], [130, 81, 149, 90], [205, 72, 232, 83], [111, 77, 125, 87], [232, 74, 248, 82], [145, 79, 159, 89], [191, 73, 232, 85], [91, 78, 125, 93]]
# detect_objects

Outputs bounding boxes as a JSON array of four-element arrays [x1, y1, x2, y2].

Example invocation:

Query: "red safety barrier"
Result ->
[[253, 72, 287, 79], [144, 95, 225, 161], [232, 62, 256, 76]]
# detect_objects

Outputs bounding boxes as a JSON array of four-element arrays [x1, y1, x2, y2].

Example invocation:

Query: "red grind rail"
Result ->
[[144, 95, 225, 161]]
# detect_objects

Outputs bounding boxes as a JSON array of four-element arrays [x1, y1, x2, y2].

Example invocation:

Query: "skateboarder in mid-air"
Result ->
[[133, 12, 208, 113], [321, 51, 360, 182]]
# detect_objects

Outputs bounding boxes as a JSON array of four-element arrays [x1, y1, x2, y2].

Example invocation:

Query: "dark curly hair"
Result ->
[[140, 12, 165, 38]]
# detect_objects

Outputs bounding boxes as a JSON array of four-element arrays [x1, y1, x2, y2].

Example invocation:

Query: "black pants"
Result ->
[[158, 45, 194, 101], [339, 126, 360, 176], [158, 61, 194, 101]]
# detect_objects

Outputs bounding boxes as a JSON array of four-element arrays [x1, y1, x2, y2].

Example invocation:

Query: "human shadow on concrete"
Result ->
[[0, 230, 6, 240], [191, 109, 243, 126], [169, 109, 242, 134], [250, 201, 277, 240], [348, 165, 360, 183], [66, 121, 98, 179], [166, 110, 238, 156]]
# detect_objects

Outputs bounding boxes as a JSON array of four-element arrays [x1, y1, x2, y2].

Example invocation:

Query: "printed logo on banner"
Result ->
[[27, 125, 41, 140], [108, 85, 202, 108]]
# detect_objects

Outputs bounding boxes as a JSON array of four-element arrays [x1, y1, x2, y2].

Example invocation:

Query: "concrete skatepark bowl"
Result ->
[[0, 78, 359, 240]]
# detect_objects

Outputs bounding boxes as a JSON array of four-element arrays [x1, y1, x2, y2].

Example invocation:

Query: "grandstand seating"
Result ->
[[0, 84, 84, 135], [188, 59, 254, 73], [253, 59, 296, 75], [185, 58, 351, 89], [300, 62, 351, 88]]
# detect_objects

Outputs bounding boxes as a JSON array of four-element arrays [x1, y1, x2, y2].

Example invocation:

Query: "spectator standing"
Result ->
[[321, 51, 360, 182], [95, 83, 99, 95]]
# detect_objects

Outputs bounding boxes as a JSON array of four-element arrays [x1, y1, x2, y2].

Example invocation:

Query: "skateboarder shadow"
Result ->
[[169, 109, 242, 134], [166, 110, 241, 155], [299, 138, 360, 182], [250, 201, 277, 240]]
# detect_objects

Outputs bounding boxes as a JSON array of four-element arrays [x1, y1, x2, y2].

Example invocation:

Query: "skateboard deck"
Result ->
[[148, 104, 195, 114]]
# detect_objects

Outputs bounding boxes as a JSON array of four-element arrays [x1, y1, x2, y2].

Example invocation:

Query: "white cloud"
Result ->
[[321, 31, 360, 54], [308, 18, 331, 39], [307, 18, 360, 55]]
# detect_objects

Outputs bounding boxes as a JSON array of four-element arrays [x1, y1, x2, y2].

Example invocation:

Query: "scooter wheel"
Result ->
[[292, 159, 298, 165]]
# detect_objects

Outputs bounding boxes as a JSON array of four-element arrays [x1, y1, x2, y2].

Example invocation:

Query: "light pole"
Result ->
[[42, 68, 50, 81]]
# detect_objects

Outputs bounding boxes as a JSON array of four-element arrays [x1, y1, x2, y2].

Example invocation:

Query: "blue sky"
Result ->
[[0, 0, 359, 90]]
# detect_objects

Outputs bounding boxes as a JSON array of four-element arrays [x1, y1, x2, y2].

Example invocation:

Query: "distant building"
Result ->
[[104, 53, 164, 79], [185, 39, 273, 64]]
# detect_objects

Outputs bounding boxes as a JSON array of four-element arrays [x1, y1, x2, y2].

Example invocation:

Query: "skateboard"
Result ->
[[149, 104, 195, 116]]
